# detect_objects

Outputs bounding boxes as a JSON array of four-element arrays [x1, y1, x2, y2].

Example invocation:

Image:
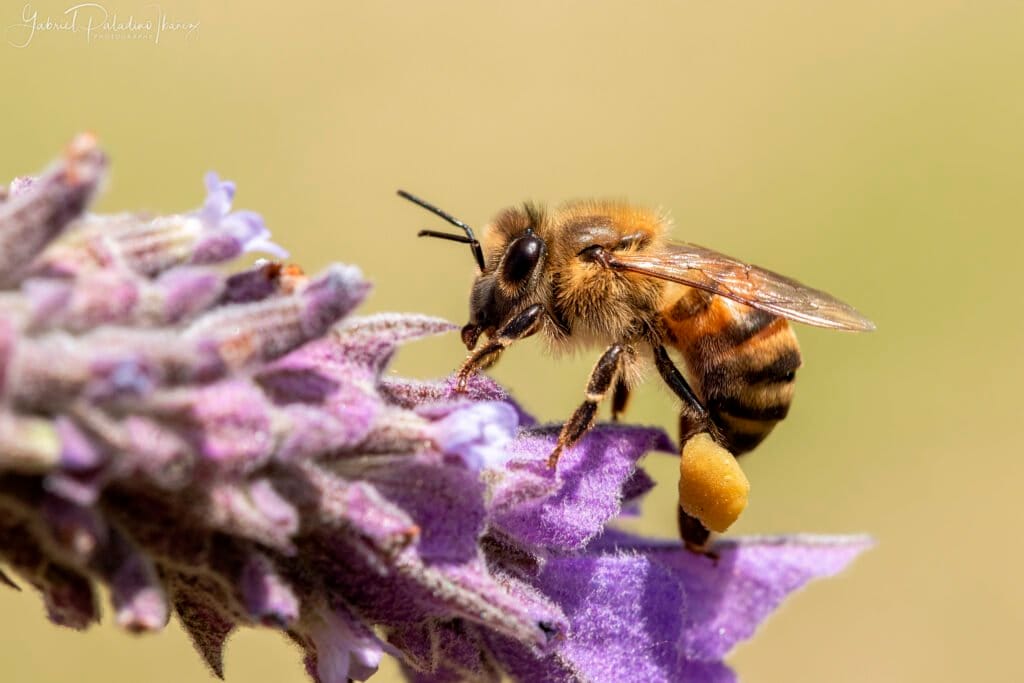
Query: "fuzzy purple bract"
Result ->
[[0, 137, 870, 683]]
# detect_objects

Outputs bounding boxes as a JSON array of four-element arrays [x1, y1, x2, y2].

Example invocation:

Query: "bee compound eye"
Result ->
[[502, 234, 543, 284]]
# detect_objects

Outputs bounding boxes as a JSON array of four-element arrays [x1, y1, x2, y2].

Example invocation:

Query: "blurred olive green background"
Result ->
[[3, 1, 1023, 681]]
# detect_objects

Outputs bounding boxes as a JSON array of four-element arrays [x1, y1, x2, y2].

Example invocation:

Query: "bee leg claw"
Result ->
[[453, 348, 497, 393], [684, 543, 721, 564], [454, 367, 474, 393], [450, 304, 547, 394]]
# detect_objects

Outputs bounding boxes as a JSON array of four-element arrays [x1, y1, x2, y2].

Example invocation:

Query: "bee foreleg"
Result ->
[[547, 344, 626, 469], [455, 303, 545, 392], [653, 345, 710, 441]]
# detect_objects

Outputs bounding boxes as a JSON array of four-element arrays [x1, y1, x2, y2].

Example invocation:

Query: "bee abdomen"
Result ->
[[666, 295, 802, 455], [705, 336, 800, 455]]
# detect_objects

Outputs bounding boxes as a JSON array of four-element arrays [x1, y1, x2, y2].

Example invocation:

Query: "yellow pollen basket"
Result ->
[[678, 432, 750, 533]]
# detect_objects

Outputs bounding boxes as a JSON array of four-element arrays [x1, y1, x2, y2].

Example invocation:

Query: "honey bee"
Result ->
[[398, 190, 873, 551]]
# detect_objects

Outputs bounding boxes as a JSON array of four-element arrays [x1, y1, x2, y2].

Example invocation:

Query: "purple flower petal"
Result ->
[[192, 172, 286, 262], [535, 553, 687, 682], [200, 171, 235, 222], [620, 466, 657, 516], [204, 479, 299, 553], [120, 416, 195, 488], [590, 530, 872, 660], [22, 277, 74, 328], [360, 458, 485, 562], [240, 552, 300, 627], [291, 461, 420, 553], [667, 534, 870, 660], [307, 605, 384, 683], [110, 546, 168, 633], [490, 425, 674, 551], [429, 401, 518, 470], [182, 380, 274, 469], [277, 402, 375, 459], [55, 416, 106, 471]]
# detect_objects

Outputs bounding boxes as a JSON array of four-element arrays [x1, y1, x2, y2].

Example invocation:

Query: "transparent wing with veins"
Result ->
[[606, 241, 875, 331]]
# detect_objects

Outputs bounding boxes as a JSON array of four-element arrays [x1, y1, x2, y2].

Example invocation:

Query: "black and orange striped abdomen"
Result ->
[[661, 287, 802, 455]]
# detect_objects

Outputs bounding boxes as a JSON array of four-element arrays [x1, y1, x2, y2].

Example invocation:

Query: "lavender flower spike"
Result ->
[[0, 133, 106, 287], [1, 139, 871, 683]]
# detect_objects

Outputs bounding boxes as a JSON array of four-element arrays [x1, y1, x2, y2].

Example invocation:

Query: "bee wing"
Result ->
[[606, 241, 875, 331]]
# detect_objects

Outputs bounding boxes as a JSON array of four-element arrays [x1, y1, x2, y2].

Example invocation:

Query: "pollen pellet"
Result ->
[[678, 432, 750, 533]]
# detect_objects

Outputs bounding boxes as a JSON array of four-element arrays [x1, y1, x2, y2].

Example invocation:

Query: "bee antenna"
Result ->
[[397, 190, 485, 271]]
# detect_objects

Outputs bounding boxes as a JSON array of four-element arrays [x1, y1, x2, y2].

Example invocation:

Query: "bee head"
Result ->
[[460, 203, 549, 349], [399, 191, 549, 350]]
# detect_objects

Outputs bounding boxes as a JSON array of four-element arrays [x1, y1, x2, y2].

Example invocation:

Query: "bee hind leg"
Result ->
[[455, 303, 545, 392], [654, 346, 744, 557], [547, 344, 627, 469], [678, 508, 718, 561], [652, 345, 710, 438], [611, 378, 631, 422]]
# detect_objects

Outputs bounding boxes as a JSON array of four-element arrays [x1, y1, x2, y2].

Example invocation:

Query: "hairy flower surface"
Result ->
[[0, 138, 870, 683]]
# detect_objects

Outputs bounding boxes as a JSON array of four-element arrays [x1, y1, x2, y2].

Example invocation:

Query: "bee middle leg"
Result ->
[[547, 343, 627, 469], [455, 303, 545, 392]]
